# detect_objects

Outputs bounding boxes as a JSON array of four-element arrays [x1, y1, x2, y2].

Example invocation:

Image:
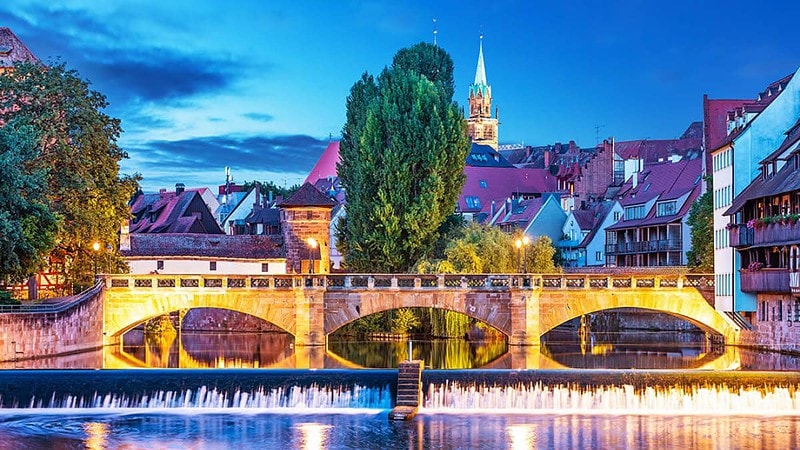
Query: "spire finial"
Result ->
[[432, 18, 438, 47], [473, 32, 487, 86]]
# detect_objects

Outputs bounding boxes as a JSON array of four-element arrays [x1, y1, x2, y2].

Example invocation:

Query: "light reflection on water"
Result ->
[[3, 330, 800, 370], [0, 412, 798, 449]]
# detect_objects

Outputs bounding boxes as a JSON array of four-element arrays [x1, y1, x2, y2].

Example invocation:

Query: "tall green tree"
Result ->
[[0, 62, 140, 291], [687, 176, 714, 272], [0, 119, 60, 283], [337, 43, 469, 272]]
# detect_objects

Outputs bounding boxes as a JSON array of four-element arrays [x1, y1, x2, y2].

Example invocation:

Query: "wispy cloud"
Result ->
[[127, 134, 328, 172]]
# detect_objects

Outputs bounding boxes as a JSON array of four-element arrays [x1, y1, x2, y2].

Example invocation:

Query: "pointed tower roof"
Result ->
[[473, 34, 487, 86], [0, 27, 39, 69], [278, 182, 336, 208]]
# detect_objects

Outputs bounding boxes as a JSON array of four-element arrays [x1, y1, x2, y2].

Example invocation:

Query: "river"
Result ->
[[1, 330, 800, 448]]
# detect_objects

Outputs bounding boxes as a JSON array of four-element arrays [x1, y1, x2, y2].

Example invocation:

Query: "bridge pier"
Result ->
[[508, 289, 540, 346], [293, 287, 326, 347]]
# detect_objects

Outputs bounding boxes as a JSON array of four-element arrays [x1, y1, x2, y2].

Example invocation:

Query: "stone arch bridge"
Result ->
[[99, 273, 739, 347]]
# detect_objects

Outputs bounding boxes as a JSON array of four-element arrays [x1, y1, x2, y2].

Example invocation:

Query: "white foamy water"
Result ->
[[422, 382, 800, 415], [6, 385, 392, 411]]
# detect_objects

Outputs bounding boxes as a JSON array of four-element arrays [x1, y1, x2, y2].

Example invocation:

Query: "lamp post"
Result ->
[[307, 237, 318, 274], [522, 236, 530, 273], [515, 239, 522, 273], [92, 241, 101, 281]]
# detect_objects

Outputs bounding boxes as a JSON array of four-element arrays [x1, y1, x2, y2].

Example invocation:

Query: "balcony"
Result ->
[[730, 220, 800, 249], [606, 239, 682, 255], [739, 268, 790, 294], [791, 272, 800, 297]]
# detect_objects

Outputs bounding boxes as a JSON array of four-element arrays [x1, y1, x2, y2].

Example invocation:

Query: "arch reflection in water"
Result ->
[[541, 328, 738, 370], [115, 330, 296, 369], [326, 338, 509, 369]]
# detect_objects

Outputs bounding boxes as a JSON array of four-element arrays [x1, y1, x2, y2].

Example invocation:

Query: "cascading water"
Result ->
[[423, 381, 800, 414], [0, 369, 394, 412], [421, 370, 800, 415]]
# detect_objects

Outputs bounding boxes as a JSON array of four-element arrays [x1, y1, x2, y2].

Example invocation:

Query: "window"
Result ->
[[479, 180, 488, 189], [596, 251, 602, 261], [613, 211, 621, 222], [157, 260, 164, 270], [209, 261, 217, 271], [261, 263, 269, 273], [657, 201, 677, 217], [465, 196, 482, 209], [624, 205, 645, 220]]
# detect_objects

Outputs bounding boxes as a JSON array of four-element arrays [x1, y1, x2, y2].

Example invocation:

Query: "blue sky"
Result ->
[[1, 1, 797, 192]]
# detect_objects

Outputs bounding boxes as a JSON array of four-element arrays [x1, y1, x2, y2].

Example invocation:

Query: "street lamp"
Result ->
[[522, 236, 530, 273], [92, 241, 101, 280], [307, 237, 318, 274], [515, 239, 522, 273]]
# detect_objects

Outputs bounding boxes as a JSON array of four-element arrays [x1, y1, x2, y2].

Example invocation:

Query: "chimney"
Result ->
[[491, 200, 496, 218], [119, 220, 131, 251], [268, 191, 274, 206], [543, 150, 550, 167], [175, 183, 185, 195], [254, 182, 261, 208]]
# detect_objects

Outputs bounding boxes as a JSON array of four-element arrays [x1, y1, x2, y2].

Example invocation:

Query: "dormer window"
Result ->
[[657, 201, 677, 217]]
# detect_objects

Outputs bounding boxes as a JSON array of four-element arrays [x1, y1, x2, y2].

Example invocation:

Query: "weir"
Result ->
[[1, 369, 800, 415]]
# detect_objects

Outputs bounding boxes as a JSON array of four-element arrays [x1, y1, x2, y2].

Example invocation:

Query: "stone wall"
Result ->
[[0, 286, 104, 362], [741, 293, 800, 354]]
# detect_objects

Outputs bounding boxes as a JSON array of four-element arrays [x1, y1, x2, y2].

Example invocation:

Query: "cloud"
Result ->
[[127, 134, 328, 174], [3, 6, 246, 105], [242, 112, 274, 122]]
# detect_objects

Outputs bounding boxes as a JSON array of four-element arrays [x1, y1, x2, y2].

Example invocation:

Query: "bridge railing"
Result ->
[[103, 273, 714, 291], [0, 282, 104, 314]]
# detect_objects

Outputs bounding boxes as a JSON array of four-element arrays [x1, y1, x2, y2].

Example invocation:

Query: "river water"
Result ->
[[1, 331, 800, 448]]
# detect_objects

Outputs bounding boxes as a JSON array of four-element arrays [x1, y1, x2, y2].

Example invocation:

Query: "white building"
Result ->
[[711, 68, 800, 313]]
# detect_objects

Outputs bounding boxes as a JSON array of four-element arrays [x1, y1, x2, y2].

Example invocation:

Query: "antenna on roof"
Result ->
[[595, 125, 605, 145], [432, 18, 437, 46]]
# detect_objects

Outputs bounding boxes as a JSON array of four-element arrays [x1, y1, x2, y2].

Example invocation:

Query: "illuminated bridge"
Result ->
[[0, 273, 740, 363]]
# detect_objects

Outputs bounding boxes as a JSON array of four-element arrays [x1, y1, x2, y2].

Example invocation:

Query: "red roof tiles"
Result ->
[[122, 233, 284, 259], [0, 27, 39, 69]]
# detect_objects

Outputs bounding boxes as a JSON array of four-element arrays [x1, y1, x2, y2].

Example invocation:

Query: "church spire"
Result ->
[[474, 34, 487, 86], [466, 33, 498, 149]]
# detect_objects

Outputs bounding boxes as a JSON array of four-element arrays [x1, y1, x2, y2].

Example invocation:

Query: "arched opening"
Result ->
[[327, 307, 507, 369], [541, 308, 725, 369], [117, 308, 293, 368]]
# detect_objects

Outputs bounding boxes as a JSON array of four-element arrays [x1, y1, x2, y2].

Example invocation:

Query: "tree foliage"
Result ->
[[419, 222, 559, 274], [687, 176, 714, 272], [0, 62, 139, 290], [337, 43, 469, 272], [0, 120, 59, 283], [241, 180, 300, 201]]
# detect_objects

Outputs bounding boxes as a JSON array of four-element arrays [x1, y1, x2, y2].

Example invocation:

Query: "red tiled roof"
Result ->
[[608, 159, 702, 230], [706, 72, 795, 152], [0, 27, 39, 69], [129, 188, 223, 234], [496, 197, 545, 226], [304, 141, 340, 184], [122, 234, 284, 259], [279, 182, 336, 208], [459, 166, 558, 212], [613, 137, 702, 165], [704, 98, 748, 151]]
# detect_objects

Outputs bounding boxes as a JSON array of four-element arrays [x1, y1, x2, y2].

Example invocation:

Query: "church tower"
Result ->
[[467, 35, 499, 149]]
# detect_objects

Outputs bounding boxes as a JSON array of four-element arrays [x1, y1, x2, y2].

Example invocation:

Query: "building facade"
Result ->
[[711, 69, 800, 313]]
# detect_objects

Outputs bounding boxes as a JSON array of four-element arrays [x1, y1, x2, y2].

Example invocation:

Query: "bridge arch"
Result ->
[[323, 291, 512, 337], [538, 289, 739, 342], [104, 290, 299, 341]]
